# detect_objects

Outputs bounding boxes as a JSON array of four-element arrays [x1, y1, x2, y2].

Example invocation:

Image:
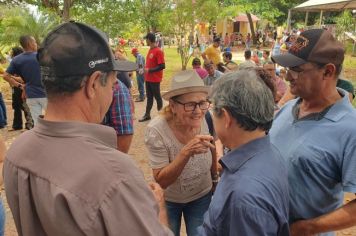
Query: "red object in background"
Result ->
[[119, 38, 126, 46]]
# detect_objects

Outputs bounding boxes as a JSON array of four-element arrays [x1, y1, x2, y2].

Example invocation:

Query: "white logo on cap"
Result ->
[[88, 58, 109, 68]]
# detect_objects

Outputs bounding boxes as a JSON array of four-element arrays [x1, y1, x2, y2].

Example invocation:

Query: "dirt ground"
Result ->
[[1, 86, 356, 235]]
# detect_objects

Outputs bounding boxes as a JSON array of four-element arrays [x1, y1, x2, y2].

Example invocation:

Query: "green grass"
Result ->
[[343, 55, 356, 71]]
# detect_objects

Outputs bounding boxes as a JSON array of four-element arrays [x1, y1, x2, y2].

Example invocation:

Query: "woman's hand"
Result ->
[[181, 135, 215, 158], [152, 135, 215, 189]]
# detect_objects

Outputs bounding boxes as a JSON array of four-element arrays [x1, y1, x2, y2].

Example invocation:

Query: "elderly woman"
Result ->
[[145, 70, 218, 236]]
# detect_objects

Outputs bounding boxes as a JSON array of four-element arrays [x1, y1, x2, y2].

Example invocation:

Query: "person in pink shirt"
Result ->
[[263, 61, 287, 103], [192, 57, 208, 79]]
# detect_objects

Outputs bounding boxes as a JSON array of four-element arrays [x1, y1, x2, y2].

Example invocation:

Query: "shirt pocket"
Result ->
[[290, 143, 340, 183]]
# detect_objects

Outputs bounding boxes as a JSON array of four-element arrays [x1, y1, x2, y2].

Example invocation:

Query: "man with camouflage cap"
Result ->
[[270, 29, 356, 236]]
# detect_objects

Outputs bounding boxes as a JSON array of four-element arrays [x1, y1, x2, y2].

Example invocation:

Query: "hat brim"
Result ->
[[162, 86, 211, 100], [112, 60, 137, 72], [271, 53, 307, 68]]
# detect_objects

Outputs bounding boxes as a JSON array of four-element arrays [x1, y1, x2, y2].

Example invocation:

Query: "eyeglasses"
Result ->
[[286, 67, 319, 79], [173, 100, 211, 112]]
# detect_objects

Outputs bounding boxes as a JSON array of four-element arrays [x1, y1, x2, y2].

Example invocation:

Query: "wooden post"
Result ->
[[305, 12, 309, 26], [319, 10, 324, 26], [287, 10, 292, 32], [223, 17, 227, 39]]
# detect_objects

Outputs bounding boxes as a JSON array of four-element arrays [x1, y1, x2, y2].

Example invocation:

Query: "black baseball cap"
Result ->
[[272, 29, 344, 68], [38, 21, 137, 77]]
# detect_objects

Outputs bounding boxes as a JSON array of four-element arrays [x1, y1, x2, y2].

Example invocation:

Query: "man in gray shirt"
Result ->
[[4, 22, 172, 236], [203, 61, 223, 86]]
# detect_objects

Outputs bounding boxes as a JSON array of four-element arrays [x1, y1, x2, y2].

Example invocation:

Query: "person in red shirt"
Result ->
[[139, 32, 166, 122]]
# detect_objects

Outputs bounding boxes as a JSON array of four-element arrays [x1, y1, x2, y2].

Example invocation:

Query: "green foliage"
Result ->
[[72, 0, 141, 38], [167, 0, 219, 70], [195, 0, 220, 24], [140, 0, 171, 32], [0, 6, 60, 46], [220, 0, 305, 26], [335, 10, 355, 39]]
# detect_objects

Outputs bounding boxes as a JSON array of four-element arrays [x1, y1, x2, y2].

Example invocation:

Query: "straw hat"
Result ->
[[162, 70, 210, 100]]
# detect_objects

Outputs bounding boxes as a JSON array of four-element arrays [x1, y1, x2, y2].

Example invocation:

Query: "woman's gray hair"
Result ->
[[211, 69, 275, 131]]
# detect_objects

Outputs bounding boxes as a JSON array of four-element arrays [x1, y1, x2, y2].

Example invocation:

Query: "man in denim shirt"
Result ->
[[199, 69, 289, 236]]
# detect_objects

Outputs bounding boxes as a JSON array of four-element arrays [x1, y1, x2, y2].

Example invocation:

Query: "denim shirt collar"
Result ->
[[220, 135, 271, 173], [324, 88, 353, 122]]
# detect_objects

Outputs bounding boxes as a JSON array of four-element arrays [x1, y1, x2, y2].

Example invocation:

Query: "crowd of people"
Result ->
[[0, 21, 354, 236]]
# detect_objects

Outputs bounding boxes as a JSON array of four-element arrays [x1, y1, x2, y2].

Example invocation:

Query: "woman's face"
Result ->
[[170, 92, 209, 129]]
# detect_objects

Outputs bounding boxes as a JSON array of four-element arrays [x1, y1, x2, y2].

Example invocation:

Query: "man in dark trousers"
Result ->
[[5, 35, 47, 126], [139, 32, 165, 122]]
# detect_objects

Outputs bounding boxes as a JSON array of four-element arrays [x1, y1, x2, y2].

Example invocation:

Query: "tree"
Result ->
[[1, 0, 97, 22], [139, 0, 171, 32], [335, 10, 355, 43], [73, 0, 141, 38], [220, 0, 305, 45], [0, 6, 60, 46], [168, 0, 219, 70]]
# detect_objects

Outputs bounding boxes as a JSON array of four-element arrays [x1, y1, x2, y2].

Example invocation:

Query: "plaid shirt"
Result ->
[[104, 80, 133, 135]]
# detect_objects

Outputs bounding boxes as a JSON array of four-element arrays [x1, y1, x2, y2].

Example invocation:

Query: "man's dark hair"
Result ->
[[145, 33, 156, 43], [19, 35, 33, 49], [223, 52, 232, 60], [42, 69, 110, 99], [213, 37, 221, 43], [192, 57, 201, 66], [11, 47, 24, 58], [217, 62, 226, 73], [244, 50, 252, 59], [204, 60, 214, 69]]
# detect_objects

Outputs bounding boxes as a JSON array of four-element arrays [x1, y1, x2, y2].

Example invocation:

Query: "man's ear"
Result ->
[[85, 71, 102, 99], [222, 108, 232, 129], [323, 64, 336, 79]]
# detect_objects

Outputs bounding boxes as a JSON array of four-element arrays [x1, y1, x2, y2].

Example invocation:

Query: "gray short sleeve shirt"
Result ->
[[4, 118, 172, 236]]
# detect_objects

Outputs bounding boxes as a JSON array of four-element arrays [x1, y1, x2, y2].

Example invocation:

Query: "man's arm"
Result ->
[[146, 63, 165, 73], [199, 202, 282, 236], [99, 174, 173, 236], [290, 199, 356, 236], [3, 72, 23, 88], [116, 134, 133, 154], [149, 182, 169, 227], [0, 135, 5, 186], [107, 80, 134, 153], [202, 47, 212, 62], [201, 51, 207, 61]]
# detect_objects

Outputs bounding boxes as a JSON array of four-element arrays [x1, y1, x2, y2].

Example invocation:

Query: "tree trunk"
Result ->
[[246, 12, 257, 45], [62, 0, 72, 22]]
